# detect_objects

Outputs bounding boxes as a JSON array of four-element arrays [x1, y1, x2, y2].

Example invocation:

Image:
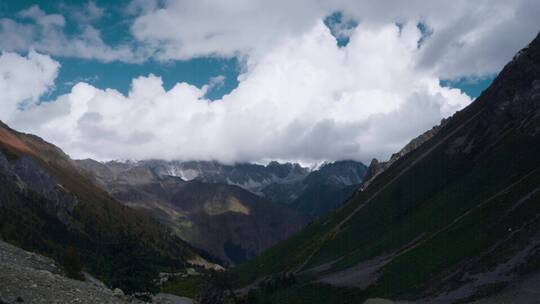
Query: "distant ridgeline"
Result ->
[[235, 32, 540, 303], [74, 158, 367, 266], [78, 158, 368, 218]]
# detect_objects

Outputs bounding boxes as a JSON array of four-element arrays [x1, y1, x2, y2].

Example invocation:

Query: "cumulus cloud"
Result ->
[[131, 0, 539, 78], [131, 0, 326, 60], [1, 1, 537, 79], [411, 0, 540, 78], [10, 22, 470, 163], [0, 5, 141, 62], [0, 51, 60, 122]]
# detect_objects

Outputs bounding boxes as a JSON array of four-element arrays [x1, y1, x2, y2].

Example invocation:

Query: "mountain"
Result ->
[[0, 121, 212, 294], [137, 160, 310, 197], [361, 120, 447, 190], [93, 159, 367, 219], [291, 160, 368, 218], [76, 159, 308, 265], [235, 32, 540, 303]]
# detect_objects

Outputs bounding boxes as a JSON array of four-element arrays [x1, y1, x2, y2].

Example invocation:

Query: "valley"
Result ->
[[75, 158, 367, 264], [1, 2, 539, 303]]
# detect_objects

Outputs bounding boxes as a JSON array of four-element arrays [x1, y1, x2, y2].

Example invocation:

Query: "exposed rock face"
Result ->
[[360, 158, 386, 191]]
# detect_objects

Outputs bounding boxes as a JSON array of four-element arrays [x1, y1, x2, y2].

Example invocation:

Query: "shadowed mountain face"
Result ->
[[235, 32, 540, 303], [0, 122, 211, 294], [291, 160, 368, 218], [76, 159, 308, 265], [74, 158, 366, 265], [81, 159, 367, 219]]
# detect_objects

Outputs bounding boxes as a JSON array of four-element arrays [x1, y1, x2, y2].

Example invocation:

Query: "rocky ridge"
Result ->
[[360, 119, 447, 190]]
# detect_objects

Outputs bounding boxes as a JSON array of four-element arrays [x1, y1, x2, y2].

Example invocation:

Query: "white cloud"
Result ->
[[0, 5, 141, 63], [207, 75, 226, 91], [411, 0, 540, 78], [3, 1, 538, 164], [1, 1, 537, 80], [131, 0, 540, 78], [131, 0, 326, 60], [10, 22, 471, 164], [0, 51, 60, 122]]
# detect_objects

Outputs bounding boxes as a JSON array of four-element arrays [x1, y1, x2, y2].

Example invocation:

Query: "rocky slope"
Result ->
[[236, 32, 540, 303], [0, 240, 195, 304], [76, 159, 307, 265], [0, 239, 137, 304], [0, 121, 209, 295]]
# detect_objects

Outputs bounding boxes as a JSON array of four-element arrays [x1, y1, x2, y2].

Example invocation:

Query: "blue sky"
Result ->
[[1, 1, 537, 163], [1, 0, 241, 101], [50, 57, 241, 101], [440, 77, 496, 99]]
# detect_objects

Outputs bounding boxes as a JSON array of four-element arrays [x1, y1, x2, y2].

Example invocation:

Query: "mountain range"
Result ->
[[75, 158, 367, 264], [111, 159, 367, 215], [76, 158, 307, 265]]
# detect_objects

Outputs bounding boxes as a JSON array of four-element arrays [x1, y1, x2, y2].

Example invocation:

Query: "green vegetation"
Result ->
[[162, 275, 205, 299], [63, 246, 84, 280], [245, 275, 369, 304], [98, 236, 164, 294]]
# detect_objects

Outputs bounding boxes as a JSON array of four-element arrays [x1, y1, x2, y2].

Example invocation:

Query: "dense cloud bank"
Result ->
[[4, 22, 469, 163]]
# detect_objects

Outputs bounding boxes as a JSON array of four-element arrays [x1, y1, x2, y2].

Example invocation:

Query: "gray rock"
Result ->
[[112, 288, 124, 297], [0, 240, 141, 304]]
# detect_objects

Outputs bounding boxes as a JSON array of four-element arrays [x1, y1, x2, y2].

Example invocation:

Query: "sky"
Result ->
[[0, 1, 539, 164]]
